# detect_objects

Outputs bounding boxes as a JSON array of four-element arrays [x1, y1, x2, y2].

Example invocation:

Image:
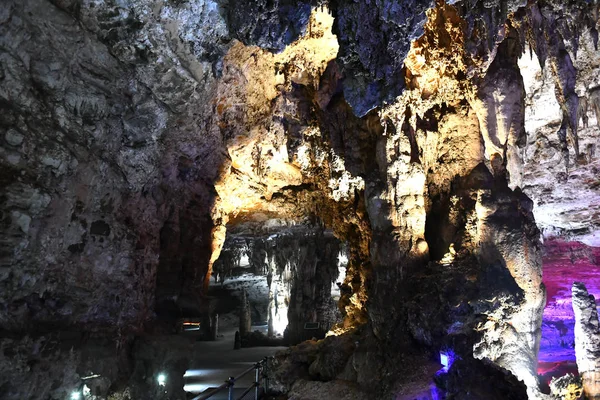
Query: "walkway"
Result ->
[[183, 326, 286, 398]]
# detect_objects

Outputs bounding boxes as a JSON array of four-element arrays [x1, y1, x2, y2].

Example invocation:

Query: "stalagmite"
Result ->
[[211, 313, 219, 341], [572, 282, 600, 400], [239, 288, 252, 337], [589, 87, 600, 129]]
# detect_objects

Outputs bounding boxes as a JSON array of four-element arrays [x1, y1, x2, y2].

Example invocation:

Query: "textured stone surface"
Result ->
[[549, 373, 583, 400], [1, 0, 159, 336], [520, 30, 600, 247], [0, 0, 224, 397], [1, 0, 600, 399], [572, 282, 600, 400], [331, 0, 434, 116], [225, 0, 313, 53]]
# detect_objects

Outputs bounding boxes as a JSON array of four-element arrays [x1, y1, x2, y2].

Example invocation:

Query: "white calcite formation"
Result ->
[[572, 282, 600, 400]]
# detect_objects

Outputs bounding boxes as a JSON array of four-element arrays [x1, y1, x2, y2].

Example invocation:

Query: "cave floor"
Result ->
[[183, 327, 287, 396]]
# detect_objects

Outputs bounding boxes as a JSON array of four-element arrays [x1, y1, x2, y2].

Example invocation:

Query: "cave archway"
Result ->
[[210, 215, 349, 346]]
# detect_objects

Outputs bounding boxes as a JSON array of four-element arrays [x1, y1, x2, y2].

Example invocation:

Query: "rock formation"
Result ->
[[549, 373, 583, 400], [218, 224, 344, 344], [239, 288, 252, 336], [0, 0, 599, 399], [572, 282, 600, 400]]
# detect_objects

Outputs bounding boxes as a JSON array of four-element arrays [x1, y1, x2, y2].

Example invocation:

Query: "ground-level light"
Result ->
[[439, 350, 455, 372]]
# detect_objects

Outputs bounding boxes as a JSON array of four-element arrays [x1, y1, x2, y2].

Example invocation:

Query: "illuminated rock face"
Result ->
[[520, 30, 600, 247], [1, 0, 600, 399]]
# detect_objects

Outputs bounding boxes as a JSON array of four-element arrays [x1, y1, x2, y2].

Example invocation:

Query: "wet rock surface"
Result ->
[[0, 0, 599, 399]]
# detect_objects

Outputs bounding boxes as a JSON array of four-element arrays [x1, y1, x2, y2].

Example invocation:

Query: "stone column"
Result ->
[[239, 288, 252, 336], [267, 270, 274, 337], [211, 313, 219, 340], [572, 282, 600, 400]]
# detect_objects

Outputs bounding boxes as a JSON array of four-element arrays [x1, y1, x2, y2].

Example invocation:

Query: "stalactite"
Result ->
[[522, 1, 600, 169]]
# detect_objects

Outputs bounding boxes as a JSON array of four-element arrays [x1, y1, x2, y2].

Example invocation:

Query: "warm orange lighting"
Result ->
[[212, 6, 340, 220], [440, 243, 456, 265]]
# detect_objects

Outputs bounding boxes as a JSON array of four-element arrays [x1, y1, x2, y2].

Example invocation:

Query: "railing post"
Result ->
[[254, 363, 260, 400], [228, 376, 234, 400], [264, 357, 269, 396]]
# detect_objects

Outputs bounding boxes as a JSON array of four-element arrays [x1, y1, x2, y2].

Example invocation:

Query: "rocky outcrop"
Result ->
[[0, 0, 226, 397], [572, 282, 600, 400], [549, 374, 583, 400], [332, 0, 434, 116], [225, 0, 313, 53]]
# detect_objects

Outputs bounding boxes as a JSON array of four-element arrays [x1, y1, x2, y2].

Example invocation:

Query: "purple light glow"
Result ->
[[430, 384, 444, 400], [538, 241, 600, 381]]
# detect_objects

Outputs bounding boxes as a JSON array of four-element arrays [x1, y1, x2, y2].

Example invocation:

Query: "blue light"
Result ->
[[430, 384, 443, 400], [440, 353, 449, 369], [439, 350, 455, 372]]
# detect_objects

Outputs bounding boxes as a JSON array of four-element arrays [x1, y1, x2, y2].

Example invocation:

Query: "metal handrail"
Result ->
[[190, 357, 271, 400]]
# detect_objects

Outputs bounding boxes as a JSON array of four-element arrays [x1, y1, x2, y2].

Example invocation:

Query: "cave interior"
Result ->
[[1, 0, 600, 399]]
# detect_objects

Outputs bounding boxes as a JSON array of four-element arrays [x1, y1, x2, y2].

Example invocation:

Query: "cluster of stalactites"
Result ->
[[390, 0, 599, 187], [520, 1, 600, 168], [214, 228, 342, 283], [212, 237, 249, 283], [263, 230, 341, 282]]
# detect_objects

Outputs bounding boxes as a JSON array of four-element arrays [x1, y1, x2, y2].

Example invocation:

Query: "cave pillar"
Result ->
[[364, 112, 428, 339], [211, 313, 219, 341], [572, 282, 600, 400], [267, 265, 274, 337], [239, 288, 252, 336], [204, 223, 227, 292], [473, 187, 546, 395]]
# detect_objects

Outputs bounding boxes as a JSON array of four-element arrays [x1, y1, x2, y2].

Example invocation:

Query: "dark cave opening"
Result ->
[[209, 219, 348, 346]]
